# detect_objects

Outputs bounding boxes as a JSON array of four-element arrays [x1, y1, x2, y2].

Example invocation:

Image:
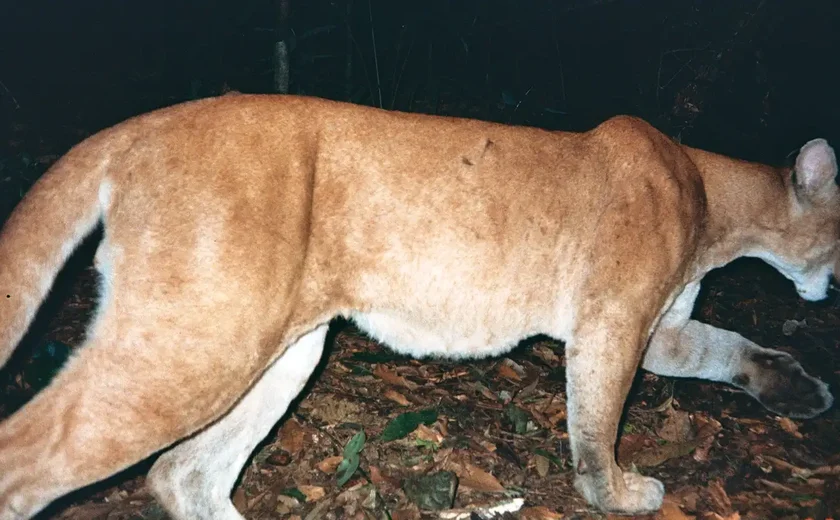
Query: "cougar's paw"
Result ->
[[575, 471, 664, 515], [734, 350, 834, 419]]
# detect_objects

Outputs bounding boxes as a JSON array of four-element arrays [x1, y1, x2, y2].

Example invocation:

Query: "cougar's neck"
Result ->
[[681, 145, 793, 274]]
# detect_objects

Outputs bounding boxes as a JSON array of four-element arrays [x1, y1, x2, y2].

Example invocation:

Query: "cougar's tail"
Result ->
[[0, 135, 113, 368]]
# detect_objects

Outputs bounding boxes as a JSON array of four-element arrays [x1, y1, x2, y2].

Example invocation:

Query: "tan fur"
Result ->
[[0, 95, 836, 518]]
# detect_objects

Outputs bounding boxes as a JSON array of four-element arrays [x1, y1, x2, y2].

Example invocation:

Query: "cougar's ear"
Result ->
[[794, 138, 839, 204]]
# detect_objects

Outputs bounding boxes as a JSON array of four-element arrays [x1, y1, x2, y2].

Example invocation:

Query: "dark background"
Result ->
[[1, 0, 839, 164]]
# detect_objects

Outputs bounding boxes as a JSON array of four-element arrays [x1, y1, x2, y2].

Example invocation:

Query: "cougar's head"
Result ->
[[768, 138, 840, 301]]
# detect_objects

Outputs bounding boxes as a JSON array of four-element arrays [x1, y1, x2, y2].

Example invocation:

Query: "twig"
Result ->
[[763, 455, 840, 479], [756, 478, 795, 493], [344, 0, 353, 100], [0, 80, 20, 109], [549, 5, 566, 109], [366, 0, 383, 108], [389, 30, 416, 110], [347, 28, 376, 105]]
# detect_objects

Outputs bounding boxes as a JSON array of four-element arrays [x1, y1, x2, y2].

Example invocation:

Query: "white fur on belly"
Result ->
[[351, 311, 537, 359]]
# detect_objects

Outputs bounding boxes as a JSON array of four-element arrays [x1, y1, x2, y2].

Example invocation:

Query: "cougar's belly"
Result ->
[[349, 310, 543, 360]]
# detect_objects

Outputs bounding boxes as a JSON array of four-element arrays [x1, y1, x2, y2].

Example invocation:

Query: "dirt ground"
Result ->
[[2, 242, 838, 520]]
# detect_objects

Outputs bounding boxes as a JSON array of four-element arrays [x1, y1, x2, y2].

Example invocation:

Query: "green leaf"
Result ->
[[336, 453, 360, 487], [505, 404, 529, 434], [533, 448, 563, 468], [402, 471, 458, 510], [335, 431, 366, 487], [379, 410, 439, 442], [343, 431, 367, 457], [347, 364, 373, 376], [414, 438, 440, 451], [278, 488, 307, 502]]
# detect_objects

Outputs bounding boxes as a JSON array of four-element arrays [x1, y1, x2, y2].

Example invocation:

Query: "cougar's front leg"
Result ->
[[566, 306, 664, 515], [147, 325, 328, 520], [643, 284, 833, 418]]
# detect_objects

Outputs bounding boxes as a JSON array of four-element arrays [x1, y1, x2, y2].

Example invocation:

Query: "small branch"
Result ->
[[389, 26, 415, 110], [347, 28, 376, 105], [756, 478, 796, 494], [366, 0, 383, 108], [0, 80, 20, 109], [344, 0, 354, 101], [763, 455, 840, 479]]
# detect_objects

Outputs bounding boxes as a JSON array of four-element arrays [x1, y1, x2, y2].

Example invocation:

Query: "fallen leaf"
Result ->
[[368, 465, 386, 486], [479, 440, 497, 452], [265, 450, 292, 466], [437, 418, 449, 436], [403, 471, 457, 510], [691, 413, 722, 462], [381, 410, 438, 442], [704, 479, 734, 516], [775, 417, 803, 438], [748, 424, 767, 435], [756, 478, 796, 493], [232, 487, 248, 513], [631, 440, 698, 467], [520, 505, 564, 519], [288, 486, 326, 502], [316, 455, 344, 474], [275, 493, 300, 515], [415, 423, 444, 444], [516, 376, 541, 401], [307, 396, 362, 426], [533, 453, 550, 477], [692, 437, 715, 462], [471, 382, 498, 401], [549, 410, 567, 425], [278, 418, 307, 455], [448, 461, 505, 492], [532, 345, 560, 366], [529, 396, 567, 428], [650, 395, 675, 413], [655, 499, 695, 520], [384, 389, 411, 406], [390, 508, 422, 520], [538, 395, 566, 416], [297, 485, 325, 502], [657, 410, 693, 443], [56, 503, 117, 519], [617, 434, 654, 465], [497, 358, 525, 381], [374, 365, 419, 390], [671, 487, 700, 512]]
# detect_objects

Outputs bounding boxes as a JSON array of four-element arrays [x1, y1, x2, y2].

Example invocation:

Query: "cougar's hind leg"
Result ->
[[0, 300, 291, 520], [147, 325, 328, 520]]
